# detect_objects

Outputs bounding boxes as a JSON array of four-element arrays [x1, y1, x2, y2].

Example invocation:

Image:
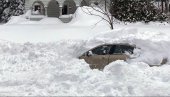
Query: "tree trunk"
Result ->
[[111, 24, 113, 29], [161, 0, 164, 13], [105, 0, 107, 11], [165, 0, 169, 13]]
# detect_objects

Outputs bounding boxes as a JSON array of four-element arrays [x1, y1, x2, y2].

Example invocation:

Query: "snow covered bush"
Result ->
[[110, 0, 167, 22], [0, 0, 25, 23]]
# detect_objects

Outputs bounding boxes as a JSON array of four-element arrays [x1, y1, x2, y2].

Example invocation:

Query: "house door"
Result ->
[[62, 5, 68, 15], [47, 0, 60, 17], [62, 0, 77, 15]]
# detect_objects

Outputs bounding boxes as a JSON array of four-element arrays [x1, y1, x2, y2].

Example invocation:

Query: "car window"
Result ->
[[109, 45, 122, 54], [109, 45, 115, 54], [120, 45, 134, 54], [109, 45, 134, 54], [91, 45, 111, 55]]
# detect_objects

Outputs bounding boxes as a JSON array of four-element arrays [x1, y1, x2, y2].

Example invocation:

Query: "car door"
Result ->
[[108, 45, 130, 63], [82, 45, 112, 70]]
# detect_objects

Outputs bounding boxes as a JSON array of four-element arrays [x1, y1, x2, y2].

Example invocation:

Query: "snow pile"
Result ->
[[6, 16, 30, 25], [59, 14, 73, 18], [24, 10, 32, 19], [6, 16, 62, 25], [5, 15, 40, 25], [0, 38, 170, 96], [70, 7, 109, 26], [88, 28, 170, 65], [38, 18, 63, 25], [104, 61, 170, 96]]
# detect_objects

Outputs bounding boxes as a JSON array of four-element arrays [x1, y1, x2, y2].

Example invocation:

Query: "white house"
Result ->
[[25, 0, 103, 18]]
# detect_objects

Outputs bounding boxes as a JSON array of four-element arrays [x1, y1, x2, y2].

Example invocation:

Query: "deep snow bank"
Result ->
[[88, 28, 170, 65], [38, 18, 62, 24], [0, 28, 170, 96], [6, 16, 31, 25], [6, 16, 62, 25]]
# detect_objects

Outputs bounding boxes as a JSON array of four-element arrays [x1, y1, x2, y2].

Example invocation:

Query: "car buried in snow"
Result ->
[[79, 43, 167, 70], [79, 43, 135, 70]]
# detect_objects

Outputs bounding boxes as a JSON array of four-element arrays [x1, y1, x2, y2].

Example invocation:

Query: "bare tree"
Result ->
[[81, 0, 114, 29]]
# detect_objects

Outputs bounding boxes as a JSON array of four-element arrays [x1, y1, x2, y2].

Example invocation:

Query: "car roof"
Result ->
[[88, 43, 136, 51], [80, 43, 136, 56], [96, 43, 136, 47]]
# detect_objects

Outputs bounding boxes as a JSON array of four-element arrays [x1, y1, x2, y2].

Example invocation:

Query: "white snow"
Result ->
[[38, 17, 63, 24], [0, 7, 170, 96], [6, 16, 30, 25], [59, 14, 73, 18]]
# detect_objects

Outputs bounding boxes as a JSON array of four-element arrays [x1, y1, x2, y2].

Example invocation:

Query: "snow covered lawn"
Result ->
[[0, 7, 170, 96], [0, 24, 108, 43]]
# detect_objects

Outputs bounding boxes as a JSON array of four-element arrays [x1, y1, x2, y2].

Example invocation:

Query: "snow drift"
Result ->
[[0, 28, 170, 96], [6, 16, 30, 25], [38, 18, 62, 25], [6, 16, 62, 25]]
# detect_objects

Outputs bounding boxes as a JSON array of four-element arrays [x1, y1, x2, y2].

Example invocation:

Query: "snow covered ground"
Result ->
[[0, 7, 170, 96]]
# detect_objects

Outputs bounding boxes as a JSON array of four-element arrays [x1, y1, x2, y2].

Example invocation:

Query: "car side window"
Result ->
[[91, 45, 111, 55], [109, 45, 134, 54], [120, 45, 134, 54], [109, 45, 122, 54]]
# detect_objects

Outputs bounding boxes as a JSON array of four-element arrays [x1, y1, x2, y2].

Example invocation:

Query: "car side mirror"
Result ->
[[87, 51, 93, 57]]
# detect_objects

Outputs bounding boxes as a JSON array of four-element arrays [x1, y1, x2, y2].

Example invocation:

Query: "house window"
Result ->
[[33, 5, 41, 15], [34, 5, 41, 12], [32, 2, 45, 15]]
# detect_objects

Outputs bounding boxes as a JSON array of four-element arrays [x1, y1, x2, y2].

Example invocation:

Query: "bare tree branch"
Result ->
[[81, 7, 111, 23], [81, 0, 115, 29]]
